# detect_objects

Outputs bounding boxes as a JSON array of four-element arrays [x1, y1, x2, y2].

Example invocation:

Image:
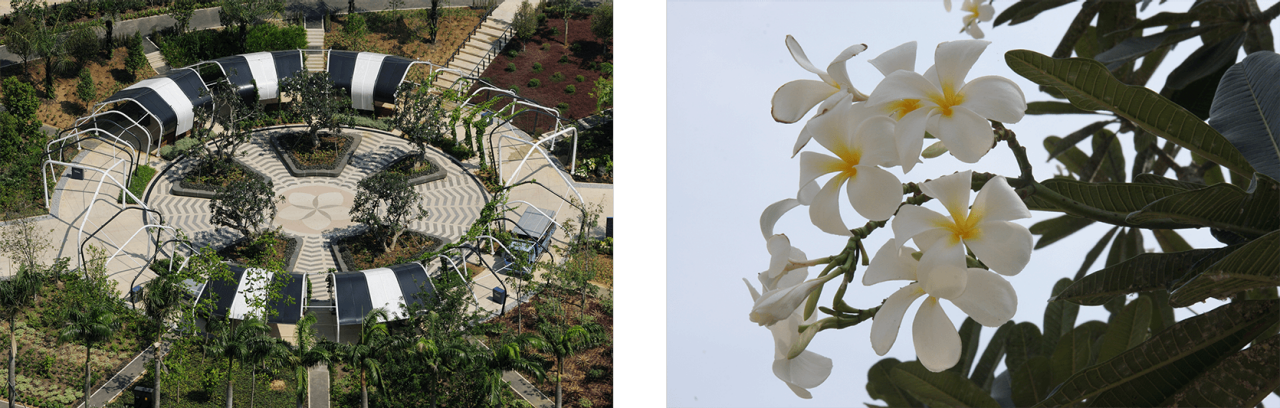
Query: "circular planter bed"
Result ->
[[378, 152, 447, 186], [270, 131, 363, 177], [330, 229, 446, 271], [217, 231, 303, 272], [171, 158, 272, 199]]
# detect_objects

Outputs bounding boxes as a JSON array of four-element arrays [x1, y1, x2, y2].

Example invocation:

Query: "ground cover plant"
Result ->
[[118, 164, 157, 204], [325, 8, 482, 65], [550, 117, 611, 184]]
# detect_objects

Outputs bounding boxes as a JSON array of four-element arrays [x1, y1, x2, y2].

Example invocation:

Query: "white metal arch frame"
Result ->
[[70, 109, 156, 165], [41, 129, 141, 210]]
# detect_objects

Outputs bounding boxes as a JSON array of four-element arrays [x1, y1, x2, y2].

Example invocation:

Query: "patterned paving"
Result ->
[[147, 126, 490, 298]]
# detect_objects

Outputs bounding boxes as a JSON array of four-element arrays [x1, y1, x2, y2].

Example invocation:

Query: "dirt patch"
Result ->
[[334, 229, 443, 270], [218, 232, 299, 269], [270, 379, 287, 392], [273, 131, 352, 168], [325, 8, 483, 66], [9, 45, 156, 131]]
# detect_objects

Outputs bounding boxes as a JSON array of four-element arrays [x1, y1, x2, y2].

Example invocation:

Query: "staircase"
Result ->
[[305, 21, 325, 72], [143, 36, 170, 75], [433, 16, 513, 91]]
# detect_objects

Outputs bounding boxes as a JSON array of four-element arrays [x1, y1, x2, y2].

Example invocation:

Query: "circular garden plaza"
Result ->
[[28, 46, 610, 337]]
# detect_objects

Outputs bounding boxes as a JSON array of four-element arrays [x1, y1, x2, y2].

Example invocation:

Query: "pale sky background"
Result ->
[[667, 1, 1280, 407]]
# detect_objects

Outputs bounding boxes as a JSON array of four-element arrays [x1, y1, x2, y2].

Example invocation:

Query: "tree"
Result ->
[[58, 302, 121, 404], [209, 176, 279, 240], [203, 317, 272, 408], [141, 272, 185, 408], [3, 13, 37, 69], [279, 71, 352, 147], [76, 68, 97, 102], [245, 336, 291, 408], [471, 332, 547, 407], [590, 76, 611, 113], [512, 0, 537, 42], [0, 78, 45, 214], [590, 1, 611, 46], [335, 309, 402, 408], [291, 314, 333, 408], [538, 319, 603, 408], [0, 265, 42, 404], [218, 0, 285, 53], [391, 81, 449, 155], [350, 172, 428, 253], [65, 25, 100, 68], [125, 32, 149, 80], [169, 0, 197, 34], [187, 79, 266, 165], [427, 0, 441, 43], [552, 0, 579, 46]]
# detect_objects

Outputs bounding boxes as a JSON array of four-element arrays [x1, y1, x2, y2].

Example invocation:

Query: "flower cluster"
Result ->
[[946, 0, 995, 39], [747, 36, 1031, 398]]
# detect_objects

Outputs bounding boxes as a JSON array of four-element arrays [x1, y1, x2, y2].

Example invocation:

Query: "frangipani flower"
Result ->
[[759, 234, 811, 292], [864, 238, 1018, 372], [760, 181, 820, 238], [749, 271, 840, 327], [745, 279, 833, 399], [772, 35, 869, 153], [961, 0, 995, 39], [893, 170, 1033, 276], [799, 104, 902, 234], [867, 40, 1026, 169]]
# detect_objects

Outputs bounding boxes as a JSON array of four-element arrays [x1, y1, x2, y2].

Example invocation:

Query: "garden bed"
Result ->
[[331, 229, 445, 271], [104, 339, 298, 408], [270, 131, 362, 177], [217, 230, 302, 272], [378, 152, 447, 186], [552, 116, 612, 184], [325, 8, 484, 66], [173, 159, 269, 199]]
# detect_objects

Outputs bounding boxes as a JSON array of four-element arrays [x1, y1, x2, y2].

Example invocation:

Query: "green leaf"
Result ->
[[1011, 356, 1053, 407], [1209, 51, 1280, 181], [1126, 173, 1280, 237], [948, 318, 982, 378], [1022, 178, 1188, 213], [1170, 229, 1280, 307], [1089, 128, 1126, 182], [1036, 300, 1279, 407], [1073, 25, 1098, 60], [1029, 215, 1094, 249], [1054, 248, 1222, 305], [994, 0, 1076, 27], [1151, 229, 1192, 252], [1050, 322, 1106, 385], [1043, 136, 1091, 177], [1166, 63, 1232, 120], [1094, 25, 1214, 68], [1004, 49, 1256, 178], [970, 321, 1014, 391], [890, 361, 1000, 408], [1026, 101, 1096, 115], [1098, 296, 1152, 362], [1141, 291, 1175, 335], [1164, 31, 1245, 91], [867, 358, 921, 407], [1005, 322, 1042, 374], [1045, 120, 1112, 161], [1075, 226, 1119, 281], [1133, 173, 1206, 190], [1042, 278, 1080, 356], [1164, 334, 1280, 407]]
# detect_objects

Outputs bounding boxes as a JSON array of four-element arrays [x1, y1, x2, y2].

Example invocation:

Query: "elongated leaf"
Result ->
[[1023, 178, 1188, 213], [1170, 229, 1280, 307], [1034, 300, 1279, 407], [1133, 173, 1206, 190], [1011, 356, 1053, 407], [1050, 322, 1106, 385], [1164, 334, 1280, 407], [1095, 25, 1214, 67], [1044, 136, 1091, 177], [1167, 62, 1232, 120], [1098, 296, 1152, 362], [1151, 229, 1192, 252], [1054, 248, 1222, 305], [1005, 322, 1042, 374], [1091, 128, 1126, 182], [1165, 31, 1246, 91], [1075, 226, 1118, 281], [1046, 121, 1112, 161], [1124, 11, 1199, 31], [1126, 174, 1280, 237], [891, 361, 1000, 408], [970, 321, 1014, 391], [867, 358, 921, 407], [1042, 278, 1079, 356], [1209, 51, 1280, 181], [1026, 101, 1096, 115], [1005, 49, 1256, 178], [994, 0, 1076, 27], [1030, 215, 1094, 249], [1142, 291, 1175, 335], [948, 318, 982, 378]]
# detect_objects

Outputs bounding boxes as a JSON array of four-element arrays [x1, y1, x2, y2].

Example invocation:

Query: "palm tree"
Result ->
[[58, 302, 120, 405], [292, 314, 333, 408], [472, 332, 548, 407], [0, 265, 41, 403], [245, 336, 291, 408], [538, 321, 603, 408], [142, 273, 184, 408], [336, 308, 404, 408], [203, 317, 271, 408]]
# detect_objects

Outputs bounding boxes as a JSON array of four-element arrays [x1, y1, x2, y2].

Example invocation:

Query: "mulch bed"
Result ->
[[179, 159, 262, 192], [384, 153, 438, 179], [333, 229, 443, 270], [325, 8, 483, 66], [217, 233, 299, 269], [272, 131, 354, 169]]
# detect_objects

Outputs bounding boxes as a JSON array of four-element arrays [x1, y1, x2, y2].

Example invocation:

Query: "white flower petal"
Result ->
[[979, 4, 995, 20], [913, 297, 962, 372], [744, 278, 761, 302], [944, 0, 953, 11], [966, 220, 1034, 275], [933, 40, 990, 91], [826, 43, 868, 92], [869, 41, 917, 77], [919, 170, 974, 221], [775, 265, 808, 290], [287, 192, 315, 207], [950, 268, 1017, 326], [760, 199, 800, 239], [799, 179, 820, 205], [774, 350, 833, 389], [864, 239, 918, 285], [785, 382, 814, 399], [798, 152, 846, 191], [809, 175, 854, 236], [892, 205, 949, 246], [965, 22, 985, 39], [803, 100, 855, 157], [960, 76, 1026, 124], [772, 80, 838, 124], [971, 176, 1030, 223], [766, 234, 792, 278], [911, 228, 952, 257], [934, 106, 995, 163], [917, 243, 970, 300], [750, 275, 832, 326], [895, 108, 931, 173], [786, 35, 834, 83], [848, 165, 902, 221], [853, 115, 900, 168], [867, 71, 937, 107], [870, 283, 925, 355]]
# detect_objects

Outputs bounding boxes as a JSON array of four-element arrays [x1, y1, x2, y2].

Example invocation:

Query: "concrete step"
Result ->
[[477, 26, 505, 39], [460, 44, 490, 59], [454, 51, 483, 65]]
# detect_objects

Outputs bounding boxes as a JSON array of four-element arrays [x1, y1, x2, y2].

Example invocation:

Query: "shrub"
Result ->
[[556, 102, 570, 114], [506, 62, 517, 72], [338, 114, 392, 131], [559, 54, 570, 63], [245, 24, 308, 53], [575, 74, 585, 82], [158, 145, 178, 160], [175, 137, 202, 152], [541, 42, 550, 50], [528, 78, 541, 88], [76, 69, 96, 102], [532, 62, 543, 72], [537, 13, 547, 26], [125, 32, 148, 75], [344, 13, 368, 37], [549, 26, 559, 37], [600, 62, 613, 75], [586, 61, 598, 71], [509, 85, 519, 93], [569, 41, 582, 53], [507, 48, 519, 58], [66, 26, 100, 66], [564, 84, 575, 94], [550, 72, 564, 82], [513, 0, 537, 41], [579, 397, 593, 408]]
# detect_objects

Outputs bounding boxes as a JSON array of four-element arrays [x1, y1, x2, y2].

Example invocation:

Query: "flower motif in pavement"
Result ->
[[275, 185, 356, 234]]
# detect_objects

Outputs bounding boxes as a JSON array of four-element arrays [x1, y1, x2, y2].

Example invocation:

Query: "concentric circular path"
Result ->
[[147, 125, 490, 298]]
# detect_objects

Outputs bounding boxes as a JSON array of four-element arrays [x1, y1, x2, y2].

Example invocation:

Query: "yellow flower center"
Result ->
[[930, 84, 965, 117], [966, 3, 981, 18], [840, 149, 862, 177], [944, 206, 983, 245], [885, 98, 922, 120]]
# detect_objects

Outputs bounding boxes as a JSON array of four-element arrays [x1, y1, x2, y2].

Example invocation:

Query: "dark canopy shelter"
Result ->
[[327, 50, 418, 111], [331, 262, 436, 326], [194, 266, 306, 324], [212, 50, 304, 101], [99, 68, 210, 137]]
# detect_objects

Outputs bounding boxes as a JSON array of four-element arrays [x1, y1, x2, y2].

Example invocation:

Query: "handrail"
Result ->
[[444, 4, 502, 70], [446, 20, 515, 95]]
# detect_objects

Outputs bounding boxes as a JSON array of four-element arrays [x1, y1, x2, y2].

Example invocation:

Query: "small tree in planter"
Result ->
[[279, 70, 352, 148], [392, 81, 448, 160], [182, 80, 266, 177], [209, 176, 280, 240], [350, 172, 427, 253]]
